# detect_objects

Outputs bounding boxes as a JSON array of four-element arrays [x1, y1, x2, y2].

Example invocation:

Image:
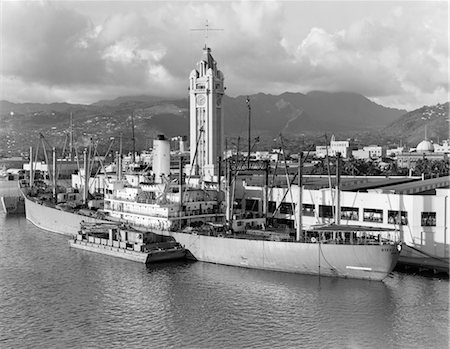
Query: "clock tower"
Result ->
[[188, 46, 225, 180]]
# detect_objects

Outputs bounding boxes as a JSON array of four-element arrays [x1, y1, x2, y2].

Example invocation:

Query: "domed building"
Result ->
[[416, 139, 435, 153], [396, 138, 447, 170]]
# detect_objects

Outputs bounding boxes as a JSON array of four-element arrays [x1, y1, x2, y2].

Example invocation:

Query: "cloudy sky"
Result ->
[[1, 1, 448, 110]]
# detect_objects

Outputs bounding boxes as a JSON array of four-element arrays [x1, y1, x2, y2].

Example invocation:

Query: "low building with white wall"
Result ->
[[316, 136, 356, 158], [387, 147, 404, 158], [351, 149, 370, 160], [352, 146, 385, 160], [434, 140, 450, 154]]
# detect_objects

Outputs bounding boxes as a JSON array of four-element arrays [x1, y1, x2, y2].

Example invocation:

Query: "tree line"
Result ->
[[306, 157, 449, 178]]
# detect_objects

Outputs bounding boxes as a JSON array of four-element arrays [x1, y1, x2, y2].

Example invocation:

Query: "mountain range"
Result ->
[[0, 92, 448, 156], [381, 102, 449, 145], [223, 91, 406, 135]]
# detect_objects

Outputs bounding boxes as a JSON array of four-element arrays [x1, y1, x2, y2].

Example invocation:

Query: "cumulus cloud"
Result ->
[[2, 2, 106, 85], [285, 5, 448, 108], [0, 1, 447, 110]]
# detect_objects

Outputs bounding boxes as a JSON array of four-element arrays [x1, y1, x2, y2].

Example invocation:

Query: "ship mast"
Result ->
[[83, 149, 89, 204], [296, 152, 303, 241], [69, 112, 74, 160], [263, 160, 269, 228], [226, 157, 232, 227], [218, 155, 222, 202], [324, 134, 335, 221], [179, 156, 184, 215], [119, 133, 123, 181], [246, 96, 251, 168], [229, 137, 240, 226], [131, 112, 136, 164], [52, 147, 57, 202], [335, 152, 341, 225], [279, 134, 297, 230], [29, 146, 34, 189]]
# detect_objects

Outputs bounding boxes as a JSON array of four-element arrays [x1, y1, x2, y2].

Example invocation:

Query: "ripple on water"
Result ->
[[0, 216, 448, 349]]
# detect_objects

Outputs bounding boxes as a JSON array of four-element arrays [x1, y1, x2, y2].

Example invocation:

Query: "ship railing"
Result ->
[[105, 195, 165, 205], [309, 232, 399, 246], [317, 238, 397, 246], [110, 209, 170, 219], [106, 209, 224, 220], [178, 208, 222, 217], [233, 212, 264, 219]]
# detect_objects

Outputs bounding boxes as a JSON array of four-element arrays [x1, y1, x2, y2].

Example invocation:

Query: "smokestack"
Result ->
[[153, 135, 170, 183]]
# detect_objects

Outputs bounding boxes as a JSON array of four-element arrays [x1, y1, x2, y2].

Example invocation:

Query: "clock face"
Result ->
[[196, 94, 206, 106]]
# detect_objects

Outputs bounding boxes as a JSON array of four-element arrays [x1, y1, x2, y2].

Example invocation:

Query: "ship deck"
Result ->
[[181, 224, 400, 247]]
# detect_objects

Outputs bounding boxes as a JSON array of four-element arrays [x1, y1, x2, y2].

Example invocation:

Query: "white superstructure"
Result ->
[[103, 180, 222, 232]]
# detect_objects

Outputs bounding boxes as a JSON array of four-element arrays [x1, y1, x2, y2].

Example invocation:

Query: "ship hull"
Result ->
[[22, 192, 107, 236], [69, 240, 186, 263], [1, 196, 25, 214], [168, 232, 399, 281]]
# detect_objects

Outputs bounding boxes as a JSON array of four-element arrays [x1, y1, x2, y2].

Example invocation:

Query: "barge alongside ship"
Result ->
[[69, 223, 186, 264]]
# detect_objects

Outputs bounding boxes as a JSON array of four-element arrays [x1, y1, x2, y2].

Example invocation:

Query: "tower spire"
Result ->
[[191, 19, 223, 48]]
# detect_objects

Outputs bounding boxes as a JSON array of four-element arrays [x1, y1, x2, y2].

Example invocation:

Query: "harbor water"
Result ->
[[0, 215, 448, 349]]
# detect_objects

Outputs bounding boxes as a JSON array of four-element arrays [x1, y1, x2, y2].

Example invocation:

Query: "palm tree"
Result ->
[[342, 157, 360, 176], [414, 158, 431, 177], [430, 159, 449, 177], [366, 160, 382, 175], [311, 159, 326, 175]]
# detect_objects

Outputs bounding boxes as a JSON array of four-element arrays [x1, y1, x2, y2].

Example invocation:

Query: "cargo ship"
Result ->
[[20, 138, 117, 235], [169, 224, 400, 281], [20, 168, 110, 236]]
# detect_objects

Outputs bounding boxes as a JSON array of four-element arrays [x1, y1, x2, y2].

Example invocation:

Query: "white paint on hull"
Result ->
[[346, 266, 373, 271]]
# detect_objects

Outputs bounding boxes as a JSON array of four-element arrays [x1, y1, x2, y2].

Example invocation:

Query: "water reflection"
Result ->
[[0, 216, 448, 349]]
